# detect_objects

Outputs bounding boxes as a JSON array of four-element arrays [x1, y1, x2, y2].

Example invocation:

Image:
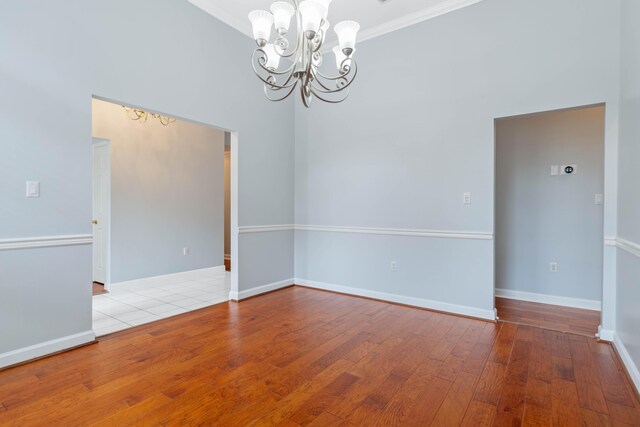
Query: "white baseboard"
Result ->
[[229, 278, 295, 301], [495, 288, 601, 311], [612, 333, 640, 396], [295, 278, 496, 321], [0, 331, 95, 369], [111, 266, 225, 288], [598, 326, 615, 342]]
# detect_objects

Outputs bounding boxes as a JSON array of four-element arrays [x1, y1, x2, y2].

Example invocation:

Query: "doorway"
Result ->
[[494, 104, 605, 337], [90, 97, 237, 336]]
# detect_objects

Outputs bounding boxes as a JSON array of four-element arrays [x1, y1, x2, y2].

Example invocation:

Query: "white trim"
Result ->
[[110, 266, 226, 289], [604, 237, 617, 247], [229, 278, 294, 301], [616, 238, 640, 258], [0, 234, 93, 251], [495, 288, 601, 311], [356, 0, 484, 46], [0, 331, 95, 369], [295, 225, 493, 240], [597, 326, 615, 342], [295, 278, 496, 321], [189, 0, 484, 47], [612, 333, 640, 395], [238, 224, 295, 233], [238, 224, 493, 240], [230, 131, 239, 299]]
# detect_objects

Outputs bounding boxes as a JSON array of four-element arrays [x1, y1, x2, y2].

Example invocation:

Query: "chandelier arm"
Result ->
[[252, 53, 299, 90], [253, 48, 297, 76], [311, 64, 358, 94], [309, 86, 350, 104], [264, 80, 298, 102], [273, 0, 302, 60], [315, 59, 358, 81]]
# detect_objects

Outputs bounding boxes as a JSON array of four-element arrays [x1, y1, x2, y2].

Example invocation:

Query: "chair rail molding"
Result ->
[[0, 234, 93, 251], [296, 224, 493, 240], [616, 238, 640, 258], [238, 224, 493, 240]]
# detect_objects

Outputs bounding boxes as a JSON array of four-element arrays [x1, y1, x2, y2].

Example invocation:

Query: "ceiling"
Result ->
[[188, 0, 483, 47]]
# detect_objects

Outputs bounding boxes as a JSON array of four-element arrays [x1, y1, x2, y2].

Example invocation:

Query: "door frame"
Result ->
[[492, 102, 611, 336], [92, 95, 239, 300], [92, 137, 112, 291]]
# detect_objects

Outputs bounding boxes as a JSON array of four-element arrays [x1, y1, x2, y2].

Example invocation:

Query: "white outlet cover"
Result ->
[[560, 164, 578, 175]]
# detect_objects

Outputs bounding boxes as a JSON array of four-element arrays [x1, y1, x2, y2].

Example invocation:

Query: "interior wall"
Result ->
[[616, 0, 640, 384], [92, 99, 225, 283], [0, 0, 294, 366], [294, 0, 621, 318], [495, 106, 605, 303]]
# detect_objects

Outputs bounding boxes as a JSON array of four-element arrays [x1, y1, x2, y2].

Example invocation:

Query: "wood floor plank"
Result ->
[[0, 286, 637, 426]]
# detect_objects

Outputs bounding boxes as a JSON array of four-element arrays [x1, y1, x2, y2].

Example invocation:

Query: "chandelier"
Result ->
[[248, 0, 360, 107], [122, 106, 176, 126]]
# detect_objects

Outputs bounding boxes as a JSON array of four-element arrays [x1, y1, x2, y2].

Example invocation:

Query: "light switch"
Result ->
[[26, 181, 40, 198], [463, 193, 471, 204], [595, 193, 604, 205], [550, 165, 559, 176]]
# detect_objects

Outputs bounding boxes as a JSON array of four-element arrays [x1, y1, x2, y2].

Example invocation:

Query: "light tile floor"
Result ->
[[92, 269, 230, 337]]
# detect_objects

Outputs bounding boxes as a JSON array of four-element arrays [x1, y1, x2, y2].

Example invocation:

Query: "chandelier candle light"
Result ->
[[248, 0, 360, 107]]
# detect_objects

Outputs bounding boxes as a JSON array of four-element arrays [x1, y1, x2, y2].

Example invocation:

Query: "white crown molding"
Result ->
[[356, 0, 484, 46], [295, 278, 496, 321], [0, 331, 95, 369], [188, 0, 484, 45], [295, 224, 493, 240], [495, 288, 601, 312], [188, 0, 253, 38], [0, 234, 93, 251]]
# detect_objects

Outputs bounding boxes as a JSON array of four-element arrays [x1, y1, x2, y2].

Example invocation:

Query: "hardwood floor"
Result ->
[[496, 297, 600, 337], [1, 286, 638, 426], [92, 281, 108, 296]]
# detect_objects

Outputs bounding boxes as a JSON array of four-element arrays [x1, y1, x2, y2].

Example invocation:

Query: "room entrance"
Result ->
[[90, 97, 237, 336], [494, 104, 606, 337]]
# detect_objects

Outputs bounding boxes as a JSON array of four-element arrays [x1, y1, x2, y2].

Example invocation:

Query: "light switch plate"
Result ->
[[26, 181, 40, 198], [595, 193, 604, 205], [463, 193, 471, 204], [550, 165, 559, 176]]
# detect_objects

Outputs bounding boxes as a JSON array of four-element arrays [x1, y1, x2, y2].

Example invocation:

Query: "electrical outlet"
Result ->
[[550, 262, 558, 273], [183, 247, 190, 256], [390, 261, 397, 272], [463, 193, 471, 204]]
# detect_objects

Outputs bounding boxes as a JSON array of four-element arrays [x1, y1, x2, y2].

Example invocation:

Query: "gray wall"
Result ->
[[0, 0, 294, 360], [495, 106, 605, 301], [616, 0, 640, 378], [92, 99, 225, 283], [294, 0, 621, 315]]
